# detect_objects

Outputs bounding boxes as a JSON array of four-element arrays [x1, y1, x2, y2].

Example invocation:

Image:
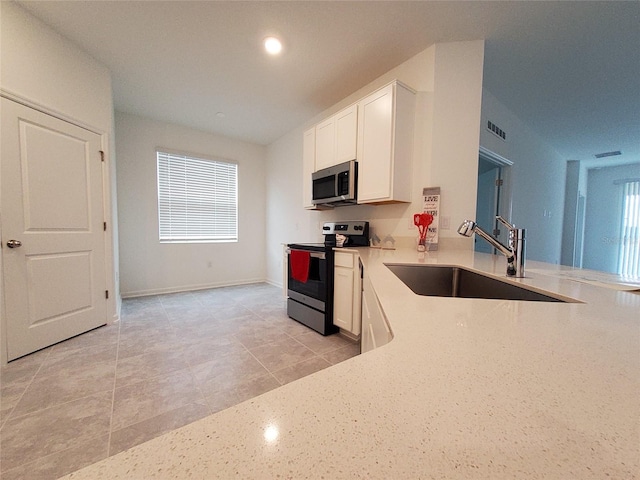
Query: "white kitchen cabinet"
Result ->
[[302, 127, 316, 208], [314, 104, 358, 171], [314, 117, 334, 171], [334, 105, 358, 163], [357, 81, 415, 204], [361, 271, 391, 353], [333, 251, 361, 336]]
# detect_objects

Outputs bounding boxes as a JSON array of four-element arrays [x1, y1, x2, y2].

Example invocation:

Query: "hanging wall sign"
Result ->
[[422, 187, 441, 251]]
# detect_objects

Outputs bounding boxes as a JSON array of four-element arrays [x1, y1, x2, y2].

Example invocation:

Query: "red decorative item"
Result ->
[[290, 250, 311, 283], [413, 213, 434, 250]]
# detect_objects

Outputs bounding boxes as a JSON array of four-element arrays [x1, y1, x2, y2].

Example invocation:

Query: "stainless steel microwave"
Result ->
[[312, 160, 357, 206]]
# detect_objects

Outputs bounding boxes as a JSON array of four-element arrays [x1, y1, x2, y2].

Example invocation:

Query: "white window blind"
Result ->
[[617, 180, 639, 277], [157, 151, 237, 242]]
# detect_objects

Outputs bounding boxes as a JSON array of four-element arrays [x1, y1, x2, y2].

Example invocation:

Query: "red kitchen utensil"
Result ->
[[413, 213, 433, 244]]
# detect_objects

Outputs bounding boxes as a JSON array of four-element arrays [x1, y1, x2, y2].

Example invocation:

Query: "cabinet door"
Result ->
[[361, 287, 376, 353], [315, 117, 335, 171], [363, 322, 375, 352], [302, 127, 316, 208], [357, 84, 393, 202], [351, 263, 362, 336], [361, 273, 390, 353], [335, 104, 357, 163], [333, 266, 354, 331], [370, 295, 391, 348]]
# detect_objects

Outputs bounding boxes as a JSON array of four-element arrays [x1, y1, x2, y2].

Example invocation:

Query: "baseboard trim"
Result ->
[[338, 329, 360, 343], [265, 279, 283, 289], [121, 278, 266, 299]]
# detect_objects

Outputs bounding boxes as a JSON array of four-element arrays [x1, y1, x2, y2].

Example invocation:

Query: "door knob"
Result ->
[[6, 240, 22, 248]]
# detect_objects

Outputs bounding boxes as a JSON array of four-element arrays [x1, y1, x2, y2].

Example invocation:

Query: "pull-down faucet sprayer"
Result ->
[[457, 216, 526, 277]]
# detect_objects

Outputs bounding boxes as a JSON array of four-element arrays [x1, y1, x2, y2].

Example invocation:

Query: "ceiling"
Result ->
[[15, 1, 640, 165]]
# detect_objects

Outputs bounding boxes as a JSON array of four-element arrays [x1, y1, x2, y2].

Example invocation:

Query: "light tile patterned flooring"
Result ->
[[0, 283, 359, 479]]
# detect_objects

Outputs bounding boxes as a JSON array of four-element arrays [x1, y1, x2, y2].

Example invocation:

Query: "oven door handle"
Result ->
[[286, 248, 326, 260]]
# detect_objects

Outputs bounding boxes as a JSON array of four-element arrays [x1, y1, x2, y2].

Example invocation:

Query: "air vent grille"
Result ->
[[594, 150, 622, 159], [487, 120, 506, 141]]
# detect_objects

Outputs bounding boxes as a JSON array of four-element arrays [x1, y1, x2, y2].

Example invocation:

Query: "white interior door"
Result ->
[[1, 98, 107, 361]]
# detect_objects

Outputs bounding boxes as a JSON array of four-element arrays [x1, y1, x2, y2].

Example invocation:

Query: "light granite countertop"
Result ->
[[64, 247, 640, 479]]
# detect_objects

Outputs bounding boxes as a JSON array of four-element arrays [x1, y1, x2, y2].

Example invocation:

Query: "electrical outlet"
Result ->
[[441, 216, 450, 230]]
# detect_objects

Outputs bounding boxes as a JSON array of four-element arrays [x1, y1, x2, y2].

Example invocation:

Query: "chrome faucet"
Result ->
[[457, 216, 526, 277]]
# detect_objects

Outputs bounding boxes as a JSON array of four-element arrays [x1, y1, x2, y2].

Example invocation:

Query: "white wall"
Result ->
[[0, 2, 118, 362], [480, 89, 566, 264], [115, 112, 267, 297], [430, 41, 485, 237], [0, 2, 112, 132], [265, 41, 485, 286]]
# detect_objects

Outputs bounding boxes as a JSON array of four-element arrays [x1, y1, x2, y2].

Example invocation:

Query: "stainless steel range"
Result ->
[[286, 221, 369, 335]]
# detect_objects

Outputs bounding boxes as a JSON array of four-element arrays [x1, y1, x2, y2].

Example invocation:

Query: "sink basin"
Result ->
[[386, 264, 571, 302]]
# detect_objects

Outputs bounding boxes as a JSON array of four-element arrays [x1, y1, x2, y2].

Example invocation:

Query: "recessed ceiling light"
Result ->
[[215, 112, 225, 119], [264, 36, 282, 55]]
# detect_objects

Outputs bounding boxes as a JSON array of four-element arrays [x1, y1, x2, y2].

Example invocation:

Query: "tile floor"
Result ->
[[0, 283, 360, 479]]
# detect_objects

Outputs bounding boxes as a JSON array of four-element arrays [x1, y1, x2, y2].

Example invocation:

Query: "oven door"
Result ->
[[286, 249, 328, 311]]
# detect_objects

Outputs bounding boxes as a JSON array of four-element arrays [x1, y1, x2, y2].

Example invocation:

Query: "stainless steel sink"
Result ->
[[386, 264, 571, 302]]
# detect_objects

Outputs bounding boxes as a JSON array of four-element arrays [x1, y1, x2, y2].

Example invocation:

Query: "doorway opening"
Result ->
[[475, 147, 513, 253]]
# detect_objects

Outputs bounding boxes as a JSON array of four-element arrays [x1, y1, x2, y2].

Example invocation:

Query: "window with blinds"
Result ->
[[617, 180, 639, 277], [157, 151, 238, 242]]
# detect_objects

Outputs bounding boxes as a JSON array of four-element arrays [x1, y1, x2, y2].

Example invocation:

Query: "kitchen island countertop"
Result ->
[[63, 247, 639, 479]]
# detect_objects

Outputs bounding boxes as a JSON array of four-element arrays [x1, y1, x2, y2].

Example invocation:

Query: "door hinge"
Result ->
[[105, 290, 109, 299], [495, 179, 503, 187], [100, 150, 105, 162], [493, 228, 501, 237], [104, 222, 107, 231]]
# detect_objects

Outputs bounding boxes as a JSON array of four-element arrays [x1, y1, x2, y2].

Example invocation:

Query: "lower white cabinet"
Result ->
[[361, 271, 391, 353], [333, 251, 361, 336]]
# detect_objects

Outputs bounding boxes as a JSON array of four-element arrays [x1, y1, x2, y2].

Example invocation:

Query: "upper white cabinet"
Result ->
[[301, 79, 414, 208], [334, 105, 358, 163], [314, 104, 358, 171], [357, 81, 415, 204], [314, 118, 334, 171], [302, 127, 316, 209]]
